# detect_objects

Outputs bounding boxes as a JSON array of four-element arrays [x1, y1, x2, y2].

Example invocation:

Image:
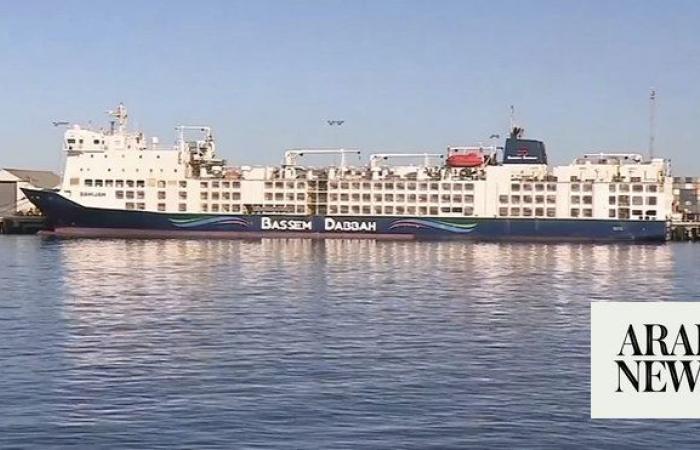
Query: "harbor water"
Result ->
[[1, 236, 700, 449]]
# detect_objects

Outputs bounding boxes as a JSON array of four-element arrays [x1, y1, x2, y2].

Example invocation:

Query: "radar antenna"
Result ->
[[107, 103, 128, 134]]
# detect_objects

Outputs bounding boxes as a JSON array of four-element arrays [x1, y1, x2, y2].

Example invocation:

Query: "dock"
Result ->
[[0, 216, 47, 235], [670, 222, 700, 241]]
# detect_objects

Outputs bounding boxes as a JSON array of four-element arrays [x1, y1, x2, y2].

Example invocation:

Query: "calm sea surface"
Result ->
[[1, 236, 700, 449]]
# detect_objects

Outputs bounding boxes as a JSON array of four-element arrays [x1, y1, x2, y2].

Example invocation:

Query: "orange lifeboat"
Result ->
[[446, 152, 484, 168]]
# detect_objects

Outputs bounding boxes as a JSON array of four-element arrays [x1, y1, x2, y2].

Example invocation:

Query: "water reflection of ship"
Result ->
[[56, 238, 675, 322], [320, 241, 674, 302], [53, 239, 674, 421]]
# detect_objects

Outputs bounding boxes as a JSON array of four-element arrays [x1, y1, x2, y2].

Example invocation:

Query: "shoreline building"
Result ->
[[672, 177, 700, 222], [0, 169, 61, 216]]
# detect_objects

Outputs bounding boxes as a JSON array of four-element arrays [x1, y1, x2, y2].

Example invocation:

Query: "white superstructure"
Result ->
[[57, 105, 673, 222]]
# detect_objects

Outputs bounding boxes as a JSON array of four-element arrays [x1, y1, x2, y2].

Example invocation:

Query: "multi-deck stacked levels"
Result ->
[[24, 105, 673, 241]]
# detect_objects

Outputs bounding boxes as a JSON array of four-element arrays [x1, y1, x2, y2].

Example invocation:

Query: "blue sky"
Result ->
[[1, 0, 699, 173]]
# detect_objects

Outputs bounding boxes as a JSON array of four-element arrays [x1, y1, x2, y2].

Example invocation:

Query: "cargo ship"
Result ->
[[24, 104, 672, 241]]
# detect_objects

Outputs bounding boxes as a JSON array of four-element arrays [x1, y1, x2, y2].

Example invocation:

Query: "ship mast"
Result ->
[[508, 105, 524, 139], [648, 88, 656, 160], [509, 105, 515, 131], [107, 103, 128, 134]]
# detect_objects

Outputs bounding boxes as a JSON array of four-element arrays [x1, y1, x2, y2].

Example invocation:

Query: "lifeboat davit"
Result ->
[[446, 152, 484, 168]]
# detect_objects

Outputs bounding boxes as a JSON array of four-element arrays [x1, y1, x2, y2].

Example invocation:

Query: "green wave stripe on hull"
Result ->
[[431, 220, 478, 229], [169, 216, 213, 224]]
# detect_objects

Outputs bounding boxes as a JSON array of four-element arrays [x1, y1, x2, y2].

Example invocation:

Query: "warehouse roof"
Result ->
[[1, 168, 61, 189]]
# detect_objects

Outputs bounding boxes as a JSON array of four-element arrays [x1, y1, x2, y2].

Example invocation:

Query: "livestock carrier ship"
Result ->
[[24, 104, 673, 241]]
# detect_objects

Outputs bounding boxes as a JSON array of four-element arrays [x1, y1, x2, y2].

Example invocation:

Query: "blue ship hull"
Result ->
[[23, 188, 667, 242]]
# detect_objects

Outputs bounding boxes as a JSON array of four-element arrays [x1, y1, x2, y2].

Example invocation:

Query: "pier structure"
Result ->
[[0, 216, 47, 234], [670, 222, 700, 241]]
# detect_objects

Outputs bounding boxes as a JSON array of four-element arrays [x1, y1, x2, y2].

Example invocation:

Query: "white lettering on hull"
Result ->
[[261, 217, 313, 231], [324, 218, 377, 232]]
